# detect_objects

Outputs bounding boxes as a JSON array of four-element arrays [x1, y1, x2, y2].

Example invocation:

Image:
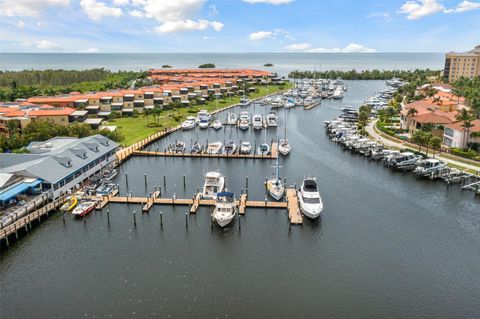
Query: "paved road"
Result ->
[[366, 120, 480, 172]]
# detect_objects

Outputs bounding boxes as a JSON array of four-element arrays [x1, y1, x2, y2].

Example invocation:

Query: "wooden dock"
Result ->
[[133, 147, 278, 159], [304, 101, 321, 110], [286, 189, 303, 224], [90, 188, 302, 224], [0, 197, 67, 245]]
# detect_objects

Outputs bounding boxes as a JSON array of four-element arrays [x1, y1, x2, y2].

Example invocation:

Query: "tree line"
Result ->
[[288, 69, 441, 81], [0, 119, 124, 153], [0, 69, 148, 101]]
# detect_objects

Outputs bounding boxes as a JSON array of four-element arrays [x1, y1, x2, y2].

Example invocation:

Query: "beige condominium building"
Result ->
[[443, 45, 480, 82]]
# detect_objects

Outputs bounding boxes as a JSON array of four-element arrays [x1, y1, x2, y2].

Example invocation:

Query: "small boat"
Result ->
[[211, 120, 223, 130], [226, 112, 237, 125], [284, 98, 295, 109], [190, 141, 203, 154], [101, 168, 117, 181], [266, 112, 278, 127], [278, 139, 291, 156], [390, 152, 421, 169], [298, 177, 323, 219], [207, 142, 223, 154], [202, 171, 225, 199], [60, 196, 78, 212], [212, 191, 237, 227], [240, 97, 251, 107], [72, 201, 96, 217], [96, 183, 116, 196], [252, 114, 263, 130], [223, 141, 237, 154], [240, 141, 252, 154], [197, 109, 211, 122], [181, 116, 196, 130], [175, 141, 186, 153], [238, 120, 249, 130], [267, 151, 284, 200], [414, 159, 447, 176], [198, 119, 209, 129], [257, 143, 270, 156]]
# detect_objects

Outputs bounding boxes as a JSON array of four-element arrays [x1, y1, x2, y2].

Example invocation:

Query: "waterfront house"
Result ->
[[443, 119, 480, 149]]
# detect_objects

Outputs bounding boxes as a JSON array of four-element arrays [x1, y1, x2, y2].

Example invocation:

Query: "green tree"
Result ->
[[456, 108, 474, 149], [429, 136, 442, 158]]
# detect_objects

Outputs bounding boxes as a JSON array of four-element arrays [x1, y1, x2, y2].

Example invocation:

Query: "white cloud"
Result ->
[[125, 0, 223, 34], [0, 0, 69, 17], [113, 0, 130, 5], [36, 40, 60, 49], [17, 20, 26, 30], [249, 31, 273, 41], [154, 19, 223, 33], [445, 1, 480, 13], [285, 43, 376, 53], [285, 43, 312, 51], [129, 10, 145, 18], [83, 47, 99, 52], [80, 0, 123, 21], [243, 0, 293, 4], [399, 0, 445, 19], [36, 21, 47, 28], [367, 12, 392, 21]]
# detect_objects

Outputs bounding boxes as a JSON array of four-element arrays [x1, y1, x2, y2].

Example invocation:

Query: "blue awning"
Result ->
[[0, 179, 42, 202]]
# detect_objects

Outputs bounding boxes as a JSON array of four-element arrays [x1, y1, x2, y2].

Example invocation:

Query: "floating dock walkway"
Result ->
[[133, 142, 278, 159], [90, 189, 302, 225]]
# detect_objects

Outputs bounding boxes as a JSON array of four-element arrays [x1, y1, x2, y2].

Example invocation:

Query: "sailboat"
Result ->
[[278, 106, 291, 155], [267, 145, 285, 200]]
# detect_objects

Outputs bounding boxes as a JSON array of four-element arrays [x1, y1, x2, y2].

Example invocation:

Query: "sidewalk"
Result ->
[[366, 120, 480, 173]]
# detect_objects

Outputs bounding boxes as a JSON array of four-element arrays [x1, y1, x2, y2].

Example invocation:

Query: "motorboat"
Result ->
[[304, 96, 314, 105], [266, 112, 278, 127], [207, 142, 223, 154], [414, 159, 447, 176], [257, 143, 270, 156], [96, 183, 116, 196], [240, 97, 251, 107], [223, 141, 237, 155], [238, 120, 249, 130], [181, 116, 196, 130], [175, 141, 186, 153], [198, 119, 209, 129], [196, 109, 211, 122], [252, 114, 263, 130], [332, 87, 343, 99], [202, 171, 225, 199], [240, 141, 252, 154], [226, 112, 237, 125], [60, 196, 78, 212], [298, 177, 323, 219], [212, 191, 237, 227], [284, 98, 295, 109], [190, 141, 203, 154], [390, 152, 422, 169], [211, 120, 223, 130], [101, 168, 117, 181], [267, 151, 284, 200], [278, 139, 291, 156], [72, 201, 97, 217]]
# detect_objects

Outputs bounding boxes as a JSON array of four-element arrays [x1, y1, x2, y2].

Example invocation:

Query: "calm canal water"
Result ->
[[1, 81, 479, 318]]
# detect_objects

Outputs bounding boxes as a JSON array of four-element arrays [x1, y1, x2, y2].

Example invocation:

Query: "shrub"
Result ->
[[451, 148, 479, 161]]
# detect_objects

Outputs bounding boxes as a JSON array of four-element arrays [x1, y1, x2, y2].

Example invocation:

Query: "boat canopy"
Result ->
[[217, 192, 234, 197]]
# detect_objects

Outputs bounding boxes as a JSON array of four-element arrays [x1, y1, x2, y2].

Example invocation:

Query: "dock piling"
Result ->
[[125, 173, 129, 188], [163, 174, 166, 186], [107, 209, 110, 226], [183, 175, 186, 188], [245, 176, 249, 189], [160, 211, 163, 229], [144, 173, 147, 188], [133, 210, 137, 227], [185, 212, 188, 230]]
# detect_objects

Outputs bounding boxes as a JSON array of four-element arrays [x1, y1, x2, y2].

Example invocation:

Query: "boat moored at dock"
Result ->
[[202, 172, 225, 199], [72, 201, 97, 217], [212, 192, 237, 227], [298, 177, 323, 219]]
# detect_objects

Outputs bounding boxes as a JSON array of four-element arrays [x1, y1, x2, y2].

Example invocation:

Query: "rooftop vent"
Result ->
[[94, 136, 109, 146], [70, 148, 87, 159], [82, 142, 99, 152], [53, 156, 72, 168]]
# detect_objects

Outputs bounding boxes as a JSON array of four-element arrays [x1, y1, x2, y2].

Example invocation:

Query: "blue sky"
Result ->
[[0, 0, 479, 53]]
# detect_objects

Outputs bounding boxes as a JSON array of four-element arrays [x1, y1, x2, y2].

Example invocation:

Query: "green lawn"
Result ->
[[106, 83, 292, 147]]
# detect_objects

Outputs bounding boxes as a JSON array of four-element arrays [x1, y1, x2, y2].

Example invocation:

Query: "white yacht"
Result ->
[[285, 98, 295, 109], [196, 109, 211, 122], [223, 141, 237, 154], [212, 191, 237, 227], [332, 87, 343, 99], [202, 171, 225, 199], [298, 177, 323, 219], [267, 152, 284, 200], [226, 112, 237, 125], [240, 97, 251, 107], [198, 119, 209, 129], [390, 152, 421, 169], [278, 139, 291, 156], [266, 112, 278, 127], [240, 141, 252, 154], [181, 116, 196, 130], [211, 120, 223, 130], [206, 142, 223, 154], [252, 114, 263, 130], [414, 159, 447, 176], [238, 111, 250, 130]]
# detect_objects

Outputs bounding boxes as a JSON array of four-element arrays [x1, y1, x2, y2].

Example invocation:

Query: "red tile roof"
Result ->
[[445, 119, 480, 133], [28, 107, 75, 116]]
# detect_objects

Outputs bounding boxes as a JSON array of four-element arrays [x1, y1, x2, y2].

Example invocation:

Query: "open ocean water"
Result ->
[[0, 53, 444, 75]]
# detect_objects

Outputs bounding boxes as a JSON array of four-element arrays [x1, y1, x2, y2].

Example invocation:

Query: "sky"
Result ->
[[0, 0, 479, 53]]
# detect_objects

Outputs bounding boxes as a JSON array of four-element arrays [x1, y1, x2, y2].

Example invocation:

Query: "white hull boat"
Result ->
[[207, 142, 223, 154], [298, 177, 323, 219], [252, 114, 263, 130], [212, 191, 237, 227], [202, 171, 225, 199]]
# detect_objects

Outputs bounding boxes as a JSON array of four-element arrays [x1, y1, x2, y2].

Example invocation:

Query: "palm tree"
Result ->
[[429, 136, 442, 158], [456, 109, 474, 149], [143, 108, 152, 124]]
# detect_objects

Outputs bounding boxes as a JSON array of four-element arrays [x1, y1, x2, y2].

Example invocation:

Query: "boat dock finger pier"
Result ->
[[90, 188, 303, 225]]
